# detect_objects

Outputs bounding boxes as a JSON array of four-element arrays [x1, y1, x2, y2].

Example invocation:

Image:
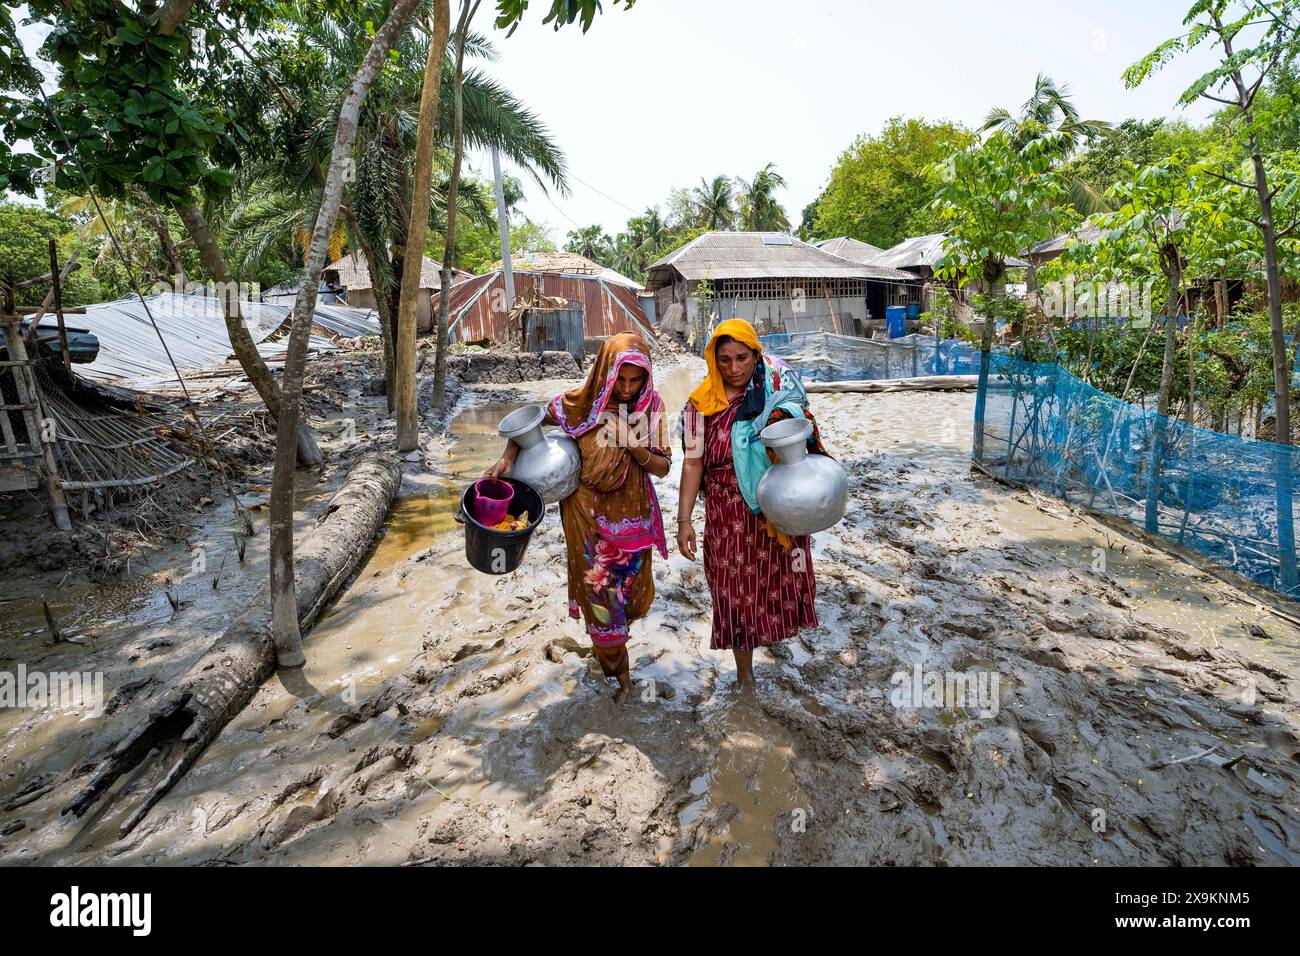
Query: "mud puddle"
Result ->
[[684, 702, 806, 866]]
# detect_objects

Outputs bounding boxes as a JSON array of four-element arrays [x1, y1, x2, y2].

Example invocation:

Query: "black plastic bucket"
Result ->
[[456, 477, 545, 575]]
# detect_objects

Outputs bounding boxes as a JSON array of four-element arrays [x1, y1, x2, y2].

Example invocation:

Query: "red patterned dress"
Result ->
[[683, 393, 819, 650]]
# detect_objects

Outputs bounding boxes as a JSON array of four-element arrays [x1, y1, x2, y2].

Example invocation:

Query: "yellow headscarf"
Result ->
[[687, 318, 794, 549], [688, 318, 763, 415]]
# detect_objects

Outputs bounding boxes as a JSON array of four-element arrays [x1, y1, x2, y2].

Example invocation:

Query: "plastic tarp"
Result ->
[[758, 331, 985, 382]]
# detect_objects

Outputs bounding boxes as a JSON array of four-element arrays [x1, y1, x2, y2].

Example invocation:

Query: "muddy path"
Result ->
[[2, 356, 1298, 866]]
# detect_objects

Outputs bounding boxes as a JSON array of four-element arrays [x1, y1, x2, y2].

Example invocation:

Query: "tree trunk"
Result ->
[[1145, 253, 1181, 534], [63, 454, 401, 837], [356, 225, 397, 412], [173, 202, 323, 466], [131, 187, 183, 287], [434, 1, 479, 419], [395, 0, 453, 451], [971, 259, 1006, 464], [1220, 20, 1297, 590], [268, 0, 424, 667]]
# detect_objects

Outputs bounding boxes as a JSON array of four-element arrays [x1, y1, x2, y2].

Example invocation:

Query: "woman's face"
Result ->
[[716, 340, 758, 389], [613, 363, 647, 405]]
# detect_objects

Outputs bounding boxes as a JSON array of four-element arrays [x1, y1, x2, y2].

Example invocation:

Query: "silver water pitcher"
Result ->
[[755, 417, 848, 535], [499, 404, 580, 505]]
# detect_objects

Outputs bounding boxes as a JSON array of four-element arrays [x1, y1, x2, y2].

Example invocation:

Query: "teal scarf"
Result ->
[[731, 355, 810, 515]]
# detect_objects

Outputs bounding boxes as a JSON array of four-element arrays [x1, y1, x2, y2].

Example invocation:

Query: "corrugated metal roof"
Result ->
[[814, 236, 921, 281], [869, 233, 1029, 271], [815, 236, 883, 260], [309, 304, 381, 339], [324, 251, 460, 291], [644, 232, 888, 288], [434, 271, 653, 344], [36, 292, 344, 390], [497, 251, 644, 289], [1026, 222, 1105, 260]]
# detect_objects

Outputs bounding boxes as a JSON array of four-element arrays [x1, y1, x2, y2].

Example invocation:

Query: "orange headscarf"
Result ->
[[549, 332, 657, 436], [688, 318, 763, 416]]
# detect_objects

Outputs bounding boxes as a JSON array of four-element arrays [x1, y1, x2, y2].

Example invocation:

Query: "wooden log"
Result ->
[[63, 453, 402, 835]]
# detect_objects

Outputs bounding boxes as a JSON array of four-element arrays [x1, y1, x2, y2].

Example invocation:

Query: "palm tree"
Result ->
[[222, 14, 565, 405], [227, 17, 565, 304], [565, 224, 611, 261], [737, 163, 791, 232], [692, 175, 736, 230], [982, 73, 1113, 213]]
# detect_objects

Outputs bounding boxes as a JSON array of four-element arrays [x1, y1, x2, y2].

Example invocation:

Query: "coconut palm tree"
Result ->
[[692, 175, 737, 230], [737, 163, 791, 232], [225, 16, 566, 311], [565, 224, 612, 261], [982, 73, 1113, 213]]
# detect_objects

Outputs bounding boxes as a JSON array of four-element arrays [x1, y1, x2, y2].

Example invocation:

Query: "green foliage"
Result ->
[[1054, 307, 1282, 419], [692, 175, 737, 231], [495, 0, 638, 36], [932, 127, 1075, 288], [0, 202, 67, 284], [1068, 118, 1211, 197], [811, 116, 973, 247], [736, 163, 789, 232], [0, 201, 105, 306], [8, 1, 279, 207]]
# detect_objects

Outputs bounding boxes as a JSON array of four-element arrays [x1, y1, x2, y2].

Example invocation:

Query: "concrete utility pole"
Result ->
[[492, 148, 516, 311]]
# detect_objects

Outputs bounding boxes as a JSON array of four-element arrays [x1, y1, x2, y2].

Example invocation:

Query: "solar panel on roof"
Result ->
[[761, 234, 793, 245]]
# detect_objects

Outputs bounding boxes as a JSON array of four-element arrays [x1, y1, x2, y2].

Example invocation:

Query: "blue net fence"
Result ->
[[976, 355, 1300, 600], [758, 331, 985, 382]]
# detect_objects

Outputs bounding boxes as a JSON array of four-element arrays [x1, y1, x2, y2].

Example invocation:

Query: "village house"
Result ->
[[323, 252, 471, 334], [431, 253, 654, 359], [644, 231, 922, 347]]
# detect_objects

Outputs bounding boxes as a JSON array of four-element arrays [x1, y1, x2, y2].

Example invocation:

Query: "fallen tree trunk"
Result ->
[[63, 453, 402, 836]]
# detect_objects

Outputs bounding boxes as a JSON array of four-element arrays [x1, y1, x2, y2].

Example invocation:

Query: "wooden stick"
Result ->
[[48, 240, 71, 375], [3, 316, 71, 530]]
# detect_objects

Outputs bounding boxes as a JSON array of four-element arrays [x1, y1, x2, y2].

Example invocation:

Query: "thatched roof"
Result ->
[[324, 252, 458, 291], [498, 251, 643, 290], [645, 232, 916, 289]]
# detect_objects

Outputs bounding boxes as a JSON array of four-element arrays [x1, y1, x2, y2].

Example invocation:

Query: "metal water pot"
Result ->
[[499, 404, 580, 505], [755, 417, 848, 535]]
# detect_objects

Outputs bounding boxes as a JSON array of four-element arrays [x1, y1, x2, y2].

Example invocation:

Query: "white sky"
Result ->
[[13, 0, 1226, 246], [467, 0, 1224, 242]]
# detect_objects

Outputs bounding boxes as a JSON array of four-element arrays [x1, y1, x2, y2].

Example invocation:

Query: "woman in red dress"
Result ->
[[676, 319, 828, 694]]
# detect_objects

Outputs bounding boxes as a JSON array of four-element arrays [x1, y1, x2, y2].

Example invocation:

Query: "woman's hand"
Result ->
[[677, 521, 697, 561], [484, 440, 518, 480]]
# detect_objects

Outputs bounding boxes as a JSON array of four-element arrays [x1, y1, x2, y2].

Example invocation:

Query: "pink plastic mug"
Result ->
[[472, 478, 515, 526]]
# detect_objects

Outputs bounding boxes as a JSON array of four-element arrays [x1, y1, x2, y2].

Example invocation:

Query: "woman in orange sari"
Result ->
[[486, 333, 671, 693]]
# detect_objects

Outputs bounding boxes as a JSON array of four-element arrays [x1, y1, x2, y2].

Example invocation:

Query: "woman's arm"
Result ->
[[676, 455, 703, 560], [484, 439, 519, 479], [629, 445, 670, 479], [625, 422, 670, 478]]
